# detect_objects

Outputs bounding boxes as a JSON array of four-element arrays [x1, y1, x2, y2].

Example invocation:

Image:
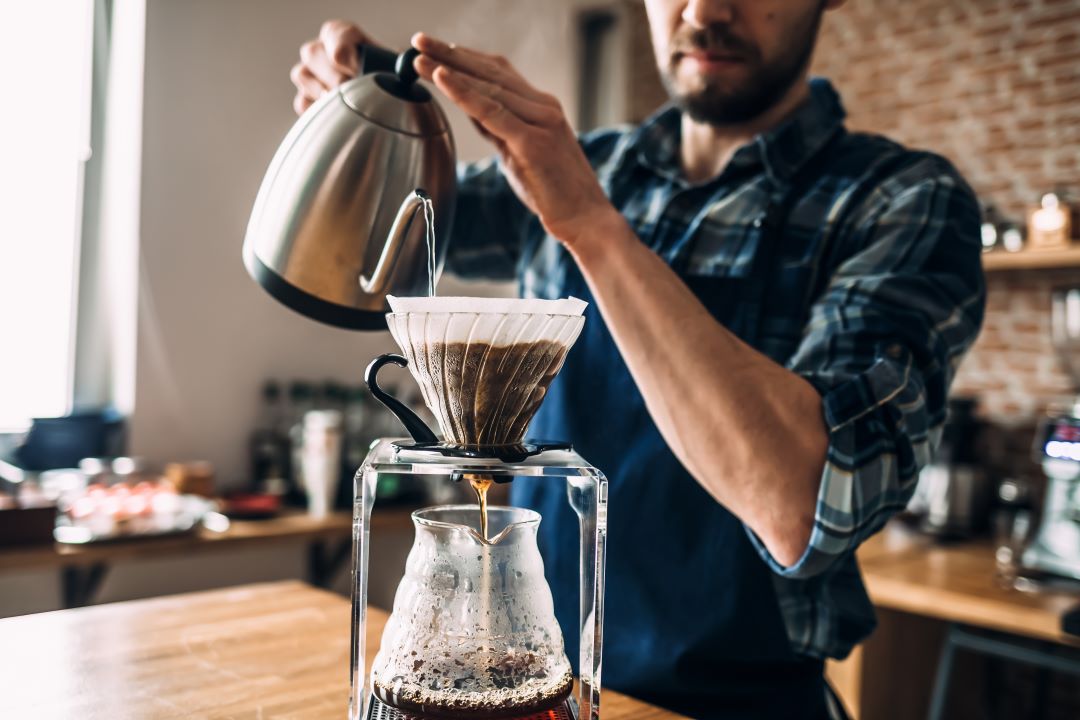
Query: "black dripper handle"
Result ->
[[364, 354, 439, 443]]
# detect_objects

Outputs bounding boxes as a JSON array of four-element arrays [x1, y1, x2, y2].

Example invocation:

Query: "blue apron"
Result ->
[[512, 189, 831, 719]]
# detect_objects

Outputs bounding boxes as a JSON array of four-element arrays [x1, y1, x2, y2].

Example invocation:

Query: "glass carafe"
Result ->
[[371, 505, 573, 719]]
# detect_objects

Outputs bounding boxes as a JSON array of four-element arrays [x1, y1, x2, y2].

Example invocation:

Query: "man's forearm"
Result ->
[[405, 30, 826, 565], [562, 210, 829, 567]]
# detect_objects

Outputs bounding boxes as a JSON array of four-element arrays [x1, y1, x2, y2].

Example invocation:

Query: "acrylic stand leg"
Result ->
[[348, 462, 378, 720], [568, 472, 608, 720]]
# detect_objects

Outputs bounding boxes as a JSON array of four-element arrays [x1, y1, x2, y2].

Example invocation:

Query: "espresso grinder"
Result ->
[[1023, 287, 1080, 580], [351, 296, 608, 720]]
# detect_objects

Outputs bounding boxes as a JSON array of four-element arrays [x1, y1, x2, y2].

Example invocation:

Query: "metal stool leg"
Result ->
[[61, 563, 110, 608], [1032, 665, 1051, 720], [928, 623, 1080, 719], [928, 624, 961, 720], [824, 679, 851, 720]]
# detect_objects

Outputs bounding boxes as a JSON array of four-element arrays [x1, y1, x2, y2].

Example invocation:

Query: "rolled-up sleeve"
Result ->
[[748, 159, 986, 579], [445, 157, 533, 282]]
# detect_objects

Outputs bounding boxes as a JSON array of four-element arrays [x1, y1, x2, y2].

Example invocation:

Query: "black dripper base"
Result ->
[[391, 439, 572, 464]]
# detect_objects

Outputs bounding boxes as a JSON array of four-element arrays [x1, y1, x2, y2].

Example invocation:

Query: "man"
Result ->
[[293, 2, 985, 718]]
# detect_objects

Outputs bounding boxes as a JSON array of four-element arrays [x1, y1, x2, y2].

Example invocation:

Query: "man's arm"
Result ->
[[411, 31, 828, 565], [762, 165, 985, 576], [576, 161, 983, 574], [566, 210, 829, 568], [410, 34, 984, 572]]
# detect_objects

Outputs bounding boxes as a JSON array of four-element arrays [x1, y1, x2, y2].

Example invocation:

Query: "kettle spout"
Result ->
[[359, 188, 431, 296]]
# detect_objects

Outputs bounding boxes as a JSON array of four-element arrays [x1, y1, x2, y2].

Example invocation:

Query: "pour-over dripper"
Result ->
[[368, 296, 587, 451], [370, 505, 573, 719]]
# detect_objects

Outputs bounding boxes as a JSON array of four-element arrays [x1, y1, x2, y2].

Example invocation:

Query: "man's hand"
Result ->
[[411, 33, 618, 249], [290, 20, 373, 116]]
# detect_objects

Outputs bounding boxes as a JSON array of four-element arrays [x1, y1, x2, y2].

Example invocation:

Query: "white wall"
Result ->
[[130, 0, 582, 484], [1, 0, 590, 618]]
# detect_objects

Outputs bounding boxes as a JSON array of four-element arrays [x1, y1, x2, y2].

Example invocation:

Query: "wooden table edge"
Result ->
[[856, 524, 1080, 647], [0, 580, 690, 719]]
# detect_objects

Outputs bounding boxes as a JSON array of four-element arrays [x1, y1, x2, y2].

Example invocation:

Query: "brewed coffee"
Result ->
[[372, 668, 573, 719]]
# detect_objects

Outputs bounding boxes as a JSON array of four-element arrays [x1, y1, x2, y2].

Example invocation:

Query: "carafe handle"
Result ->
[[359, 188, 429, 296], [364, 354, 439, 443]]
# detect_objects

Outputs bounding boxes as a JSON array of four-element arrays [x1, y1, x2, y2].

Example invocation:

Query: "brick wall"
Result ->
[[813, 0, 1080, 429], [815, 0, 1080, 222], [952, 270, 1077, 421], [622, 0, 1080, 429]]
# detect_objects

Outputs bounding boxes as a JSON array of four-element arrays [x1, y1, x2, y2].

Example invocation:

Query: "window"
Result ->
[[0, 1, 95, 430], [577, 8, 625, 132]]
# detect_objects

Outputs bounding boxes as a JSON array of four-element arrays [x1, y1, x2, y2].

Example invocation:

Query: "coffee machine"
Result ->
[[349, 297, 607, 720], [1022, 287, 1080, 579]]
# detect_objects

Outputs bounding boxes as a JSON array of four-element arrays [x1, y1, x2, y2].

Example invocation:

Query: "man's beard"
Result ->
[[661, 10, 824, 126]]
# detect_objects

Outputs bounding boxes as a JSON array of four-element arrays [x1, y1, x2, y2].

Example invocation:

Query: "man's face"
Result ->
[[644, 0, 835, 125]]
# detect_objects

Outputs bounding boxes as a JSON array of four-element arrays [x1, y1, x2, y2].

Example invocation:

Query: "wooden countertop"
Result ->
[[857, 523, 1080, 645], [0, 580, 687, 719], [0, 509, 414, 572]]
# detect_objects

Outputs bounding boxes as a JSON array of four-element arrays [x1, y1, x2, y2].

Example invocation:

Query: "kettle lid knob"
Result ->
[[371, 47, 429, 103], [395, 48, 421, 87]]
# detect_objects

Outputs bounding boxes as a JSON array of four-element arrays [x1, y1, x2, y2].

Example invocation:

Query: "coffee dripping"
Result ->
[[396, 331, 575, 541], [351, 296, 607, 720]]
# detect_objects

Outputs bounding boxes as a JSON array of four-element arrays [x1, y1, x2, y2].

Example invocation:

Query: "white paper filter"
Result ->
[[387, 295, 587, 316], [384, 296, 587, 445]]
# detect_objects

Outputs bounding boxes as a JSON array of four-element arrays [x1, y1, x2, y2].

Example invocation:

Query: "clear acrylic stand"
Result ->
[[348, 439, 608, 720]]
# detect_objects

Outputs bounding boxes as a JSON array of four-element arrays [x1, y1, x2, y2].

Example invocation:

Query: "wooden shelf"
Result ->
[[0, 508, 416, 572], [982, 246, 1080, 271]]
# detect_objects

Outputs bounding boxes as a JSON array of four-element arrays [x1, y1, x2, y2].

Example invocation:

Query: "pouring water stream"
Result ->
[[417, 194, 497, 544]]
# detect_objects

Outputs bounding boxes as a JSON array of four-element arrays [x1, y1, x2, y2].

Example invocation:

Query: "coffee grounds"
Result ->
[[406, 340, 569, 446]]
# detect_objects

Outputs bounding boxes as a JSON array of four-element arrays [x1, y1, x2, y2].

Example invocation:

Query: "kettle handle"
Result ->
[[358, 44, 397, 75], [365, 354, 439, 444], [358, 45, 422, 86], [359, 188, 429, 295]]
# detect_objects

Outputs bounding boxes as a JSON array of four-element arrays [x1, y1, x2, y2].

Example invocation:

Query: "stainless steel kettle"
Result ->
[[243, 46, 456, 330]]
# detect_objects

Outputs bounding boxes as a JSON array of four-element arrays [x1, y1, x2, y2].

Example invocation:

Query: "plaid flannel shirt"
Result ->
[[444, 78, 985, 659]]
